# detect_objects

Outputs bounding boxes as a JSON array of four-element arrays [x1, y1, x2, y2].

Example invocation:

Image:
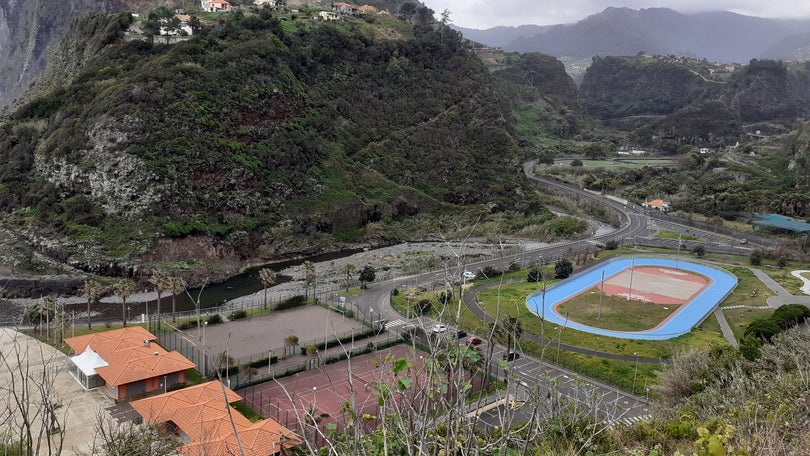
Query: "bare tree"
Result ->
[[83, 410, 178, 456], [0, 329, 68, 456]]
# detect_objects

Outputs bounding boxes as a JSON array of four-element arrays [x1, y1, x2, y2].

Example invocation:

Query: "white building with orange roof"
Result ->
[[132, 381, 301, 455], [65, 326, 195, 400], [201, 0, 233, 12], [642, 198, 670, 212]]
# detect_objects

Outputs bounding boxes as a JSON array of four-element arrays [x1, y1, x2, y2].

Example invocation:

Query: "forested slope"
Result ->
[[0, 10, 561, 274]]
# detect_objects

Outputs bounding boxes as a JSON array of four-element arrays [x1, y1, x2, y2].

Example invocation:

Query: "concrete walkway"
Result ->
[[749, 268, 810, 308], [0, 329, 113, 455], [713, 308, 738, 348]]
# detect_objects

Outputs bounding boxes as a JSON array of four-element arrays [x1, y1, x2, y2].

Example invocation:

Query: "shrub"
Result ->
[[414, 299, 432, 314], [744, 318, 781, 342], [570, 158, 583, 167], [555, 259, 574, 279], [177, 321, 194, 330], [275, 295, 307, 311], [749, 250, 762, 266], [206, 313, 223, 325], [476, 266, 502, 280], [692, 245, 705, 257], [247, 355, 278, 369], [776, 256, 787, 268], [229, 310, 247, 320], [605, 240, 619, 250], [527, 266, 543, 282]]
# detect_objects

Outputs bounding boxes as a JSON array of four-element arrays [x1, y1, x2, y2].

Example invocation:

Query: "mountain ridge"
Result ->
[[453, 7, 810, 64]]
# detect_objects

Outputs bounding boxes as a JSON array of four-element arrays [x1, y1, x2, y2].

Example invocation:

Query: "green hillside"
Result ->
[[0, 9, 582, 275]]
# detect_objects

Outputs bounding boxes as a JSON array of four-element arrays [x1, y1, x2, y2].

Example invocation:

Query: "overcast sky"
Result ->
[[422, 1, 810, 29]]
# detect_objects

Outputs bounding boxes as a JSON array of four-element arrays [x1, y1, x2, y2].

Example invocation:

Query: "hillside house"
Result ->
[[642, 199, 670, 212], [65, 326, 195, 400], [358, 5, 378, 13], [333, 2, 359, 15], [319, 11, 339, 21], [201, 0, 233, 12], [132, 381, 301, 455]]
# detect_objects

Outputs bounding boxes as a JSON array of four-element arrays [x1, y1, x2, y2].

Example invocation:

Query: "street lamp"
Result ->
[[676, 233, 682, 270], [597, 270, 605, 321], [202, 321, 208, 377], [632, 352, 640, 394]]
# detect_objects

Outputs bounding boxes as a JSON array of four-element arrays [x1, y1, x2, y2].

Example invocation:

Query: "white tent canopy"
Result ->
[[70, 346, 109, 376]]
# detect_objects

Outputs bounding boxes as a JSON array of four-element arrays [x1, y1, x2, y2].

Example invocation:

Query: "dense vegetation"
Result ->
[[0, 8, 584, 275]]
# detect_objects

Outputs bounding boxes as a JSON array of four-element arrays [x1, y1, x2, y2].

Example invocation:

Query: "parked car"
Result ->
[[455, 330, 468, 339], [462, 271, 476, 280], [431, 324, 447, 333], [502, 352, 520, 361], [465, 336, 482, 346]]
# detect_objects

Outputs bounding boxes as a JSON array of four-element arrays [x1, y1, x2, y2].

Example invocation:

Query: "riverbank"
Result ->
[[3, 239, 537, 312]]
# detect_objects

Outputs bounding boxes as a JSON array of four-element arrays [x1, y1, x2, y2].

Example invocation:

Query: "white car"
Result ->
[[462, 271, 476, 280], [431, 324, 448, 333]]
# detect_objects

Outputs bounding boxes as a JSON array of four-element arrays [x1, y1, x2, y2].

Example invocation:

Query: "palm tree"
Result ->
[[502, 316, 523, 354], [258, 268, 277, 310], [304, 261, 316, 302], [149, 270, 170, 331], [81, 280, 102, 330], [53, 303, 70, 346], [344, 263, 356, 292], [39, 296, 56, 340], [169, 276, 185, 322], [114, 279, 135, 327]]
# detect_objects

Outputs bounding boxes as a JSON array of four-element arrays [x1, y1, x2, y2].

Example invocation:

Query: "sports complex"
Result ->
[[526, 257, 738, 340]]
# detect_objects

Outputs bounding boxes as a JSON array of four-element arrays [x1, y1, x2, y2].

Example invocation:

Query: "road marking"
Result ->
[[384, 319, 407, 329]]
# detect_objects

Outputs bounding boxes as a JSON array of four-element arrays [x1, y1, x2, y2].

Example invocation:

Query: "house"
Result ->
[[132, 381, 301, 455], [642, 199, 670, 212], [319, 11, 339, 21], [65, 326, 195, 400], [333, 2, 359, 15], [358, 4, 378, 13], [201, 0, 233, 12]]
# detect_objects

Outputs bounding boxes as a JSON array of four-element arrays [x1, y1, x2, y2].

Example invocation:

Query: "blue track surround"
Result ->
[[526, 257, 737, 340]]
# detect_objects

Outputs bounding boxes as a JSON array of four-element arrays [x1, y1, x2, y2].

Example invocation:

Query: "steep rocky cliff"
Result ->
[[0, 0, 155, 108]]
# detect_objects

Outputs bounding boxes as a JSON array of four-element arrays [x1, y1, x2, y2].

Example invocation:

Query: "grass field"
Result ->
[[722, 307, 774, 341], [655, 230, 700, 241], [555, 289, 680, 331]]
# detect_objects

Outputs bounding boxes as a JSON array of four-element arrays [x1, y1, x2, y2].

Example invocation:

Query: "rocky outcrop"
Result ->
[[0, 0, 154, 109]]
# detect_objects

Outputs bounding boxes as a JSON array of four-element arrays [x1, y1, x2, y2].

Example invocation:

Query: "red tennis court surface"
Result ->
[[239, 344, 486, 443], [598, 266, 709, 305]]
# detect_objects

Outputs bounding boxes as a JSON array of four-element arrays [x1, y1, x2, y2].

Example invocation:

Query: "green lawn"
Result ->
[[472, 280, 726, 361], [655, 230, 699, 241], [754, 261, 810, 295], [718, 266, 773, 308], [722, 307, 774, 341], [556, 289, 679, 331]]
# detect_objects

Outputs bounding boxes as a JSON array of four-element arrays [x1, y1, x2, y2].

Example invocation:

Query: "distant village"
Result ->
[[128, 0, 391, 41]]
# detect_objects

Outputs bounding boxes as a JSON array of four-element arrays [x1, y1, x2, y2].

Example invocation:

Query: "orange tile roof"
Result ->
[[65, 326, 155, 355], [132, 381, 300, 455], [95, 348, 196, 387], [65, 327, 194, 387], [645, 199, 668, 207]]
